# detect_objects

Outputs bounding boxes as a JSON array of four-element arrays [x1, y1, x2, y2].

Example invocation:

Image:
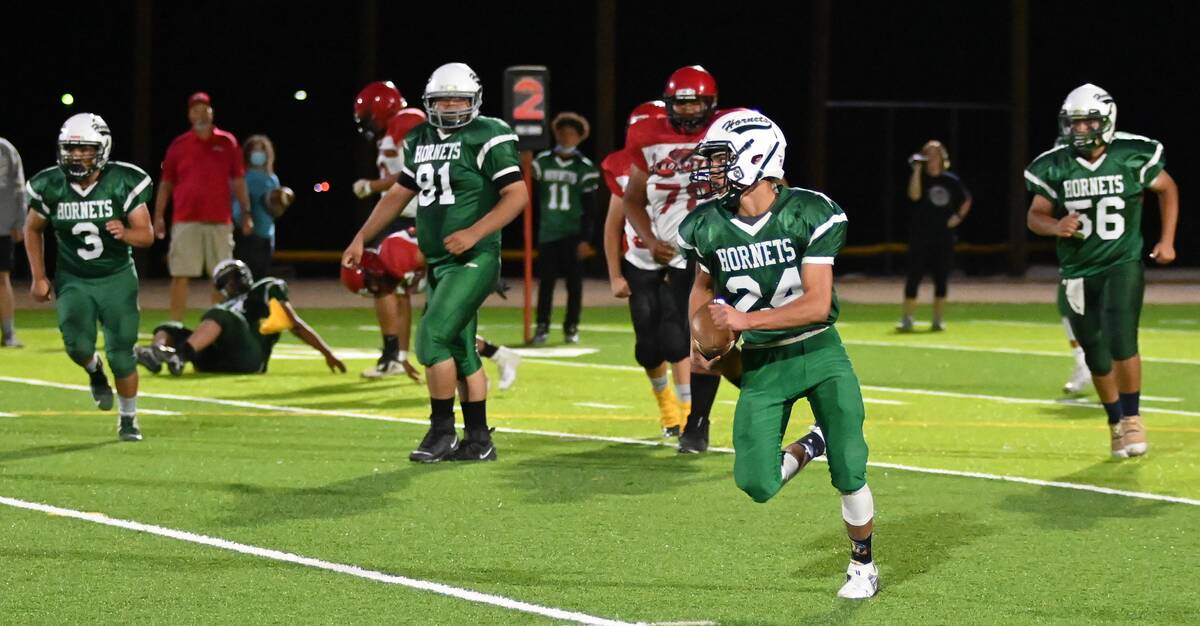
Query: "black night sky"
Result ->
[[5, 1, 1196, 276]]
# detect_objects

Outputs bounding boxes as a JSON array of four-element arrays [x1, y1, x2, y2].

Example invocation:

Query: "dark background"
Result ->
[[3, 0, 1194, 278]]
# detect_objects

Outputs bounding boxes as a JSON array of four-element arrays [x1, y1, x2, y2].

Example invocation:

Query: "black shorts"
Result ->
[[622, 260, 692, 368], [0, 236, 13, 272]]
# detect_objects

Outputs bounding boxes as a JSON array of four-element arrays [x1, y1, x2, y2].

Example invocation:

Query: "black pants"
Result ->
[[536, 236, 584, 331], [622, 259, 691, 369], [234, 234, 273, 282], [904, 236, 954, 298]]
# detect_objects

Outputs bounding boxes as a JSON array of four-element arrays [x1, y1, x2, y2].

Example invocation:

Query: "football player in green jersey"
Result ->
[[343, 62, 528, 463], [1025, 84, 1179, 459], [135, 259, 344, 376], [24, 113, 154, 441], [678, 110, 878, 599]]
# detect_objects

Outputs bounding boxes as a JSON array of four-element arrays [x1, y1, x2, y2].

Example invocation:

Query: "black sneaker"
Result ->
[[564, 326, 580, 344], [88, 360, 114, 411], [118, 415, 143, 442], [678, 418, 710, 454], [662, 425, 681, 438], [135, 346, 163, 374], [451, 428, 497, 462], [531, 325, 549, 346], [408, 427, 459, 463]]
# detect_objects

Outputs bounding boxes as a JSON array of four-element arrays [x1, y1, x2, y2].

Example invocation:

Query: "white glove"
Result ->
[[352, 179, 374, 199]]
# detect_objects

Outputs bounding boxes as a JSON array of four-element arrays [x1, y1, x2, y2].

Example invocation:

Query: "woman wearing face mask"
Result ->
[[232, 135, 286, 279]]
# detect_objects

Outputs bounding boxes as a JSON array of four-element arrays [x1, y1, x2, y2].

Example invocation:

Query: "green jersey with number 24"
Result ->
[[401, 116, 522, 266], [677, 186, 846, 346], [1024, 133, 1164, 278], [26, 162, 153, 278]]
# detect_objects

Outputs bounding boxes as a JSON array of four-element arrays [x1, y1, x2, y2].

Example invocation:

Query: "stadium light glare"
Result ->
[[61, 93, 74, 106], [293, 90, 308, 101]]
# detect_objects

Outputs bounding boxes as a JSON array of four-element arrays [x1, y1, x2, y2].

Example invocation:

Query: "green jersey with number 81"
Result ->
[[25, 162, 153, 278], [677, 186, 846, 346], [1024, 133, 1164, 278], [400, 115, 522, 266]]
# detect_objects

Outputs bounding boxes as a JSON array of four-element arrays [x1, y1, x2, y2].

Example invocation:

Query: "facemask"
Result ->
[[249, 151, 268, 167]]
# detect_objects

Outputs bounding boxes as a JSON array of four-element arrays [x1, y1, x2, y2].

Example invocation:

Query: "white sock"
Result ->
[[1072, 346, 1087, 366], [83, 354, 101, 373], [676, 383, 691, 403], [650, 374, 669, 393], [781, 451, 801, 482], [118, 396, 137, 417]]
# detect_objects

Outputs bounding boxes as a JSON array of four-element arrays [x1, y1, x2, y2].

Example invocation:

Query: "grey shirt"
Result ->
[[0, 138, 26, 234]]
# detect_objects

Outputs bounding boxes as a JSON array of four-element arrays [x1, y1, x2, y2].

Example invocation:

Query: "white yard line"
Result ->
[[1142, 395, 1183, 403], [576, 402, 632, 410], [3, 375, 1198, 507], [0, 411, 16, 417], [0, 495, 637, 626]]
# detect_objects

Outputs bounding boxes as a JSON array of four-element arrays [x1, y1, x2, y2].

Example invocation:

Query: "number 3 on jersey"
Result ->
[[415, 162, 456, 207], [725, 267, 803, 312], [1065, 196, 1125, 240], [72, 222, 104, 260]]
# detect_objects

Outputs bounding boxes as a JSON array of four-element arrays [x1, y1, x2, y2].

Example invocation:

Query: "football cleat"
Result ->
[[118, 415, 143, 442], [409, 427, 459, 463], [1110, 422, 1128, 459], [531, 326, 548, 346], [564, 326, 580, 344], [662, 425, 681, 438], [88, 359, 114, 411], [1121, 415, 1148, 457], [895, 317, 914, 333], [1063, 361, 1091, 395], [837, 560, 880, 599], [361, 356, 405, 379], [450, 428, 497, 462], [930, 320, 945, 332], [678, 417, 709, 454], [1, 334, 23, 348], [134, 346, 163, 374], [492, 346, 520, 391], [162, 347, 185, 377]]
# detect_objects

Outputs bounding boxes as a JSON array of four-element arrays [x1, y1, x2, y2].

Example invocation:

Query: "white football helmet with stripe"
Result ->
[[422, 62, 482, 129], [1059, 83, 1116, 151], [691, 110, 787, 207], [58, 113, 112, 181]]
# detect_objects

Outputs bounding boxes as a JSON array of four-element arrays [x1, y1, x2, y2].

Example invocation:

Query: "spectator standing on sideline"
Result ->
[[232, 134, 282, 279], [154, 92, 252, 323], [531, 112, 600, 345], [0, 136, 25, 347], [898, 140, 971, 332]]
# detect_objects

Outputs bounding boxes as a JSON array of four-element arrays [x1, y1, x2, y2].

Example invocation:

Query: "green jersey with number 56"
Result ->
[[25, 162, 153, 278], [1024, 133, 1164, 278], [400, 115, 522, 266], [677, 186, 846, 346]]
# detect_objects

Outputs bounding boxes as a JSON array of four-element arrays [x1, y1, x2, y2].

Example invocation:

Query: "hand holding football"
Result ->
[[268, 187, 295, 216], [691, 305, 736, 360]]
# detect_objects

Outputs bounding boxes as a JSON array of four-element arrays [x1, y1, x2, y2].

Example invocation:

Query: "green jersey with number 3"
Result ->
[[25, 162, 153, 278], [677, 186, 846, 346], [401, 115, 522, 266], [1024, 133, 1164, 278], [532, 151, 600, 243]]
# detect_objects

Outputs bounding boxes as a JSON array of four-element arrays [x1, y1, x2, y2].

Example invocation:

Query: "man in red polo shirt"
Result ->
[[154, 92, 253, 322]]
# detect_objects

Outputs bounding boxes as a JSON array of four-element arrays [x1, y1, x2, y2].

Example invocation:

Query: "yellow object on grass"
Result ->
[[259, 298, 294, 335]]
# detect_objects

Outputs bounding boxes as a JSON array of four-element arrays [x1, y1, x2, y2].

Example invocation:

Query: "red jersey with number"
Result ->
[[624, 108, 741, 269], [600, 147, 657, 269]]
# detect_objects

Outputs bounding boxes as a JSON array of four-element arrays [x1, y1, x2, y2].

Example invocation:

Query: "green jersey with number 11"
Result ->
[[25, 162, 153, 278], [677, 186, 846, 347], [1024, 133, 1164, 278], [400, 116, 522, 266]]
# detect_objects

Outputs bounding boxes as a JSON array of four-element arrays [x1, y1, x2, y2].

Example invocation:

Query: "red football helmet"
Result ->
[[354, 81, 407, 141], [340, 262, 368, 295], [663, 66, 718, 133], [627, 100, 666, 128], [386, 107, 428, 144], [341, 248, 399, 296], [378, 232, 423, 277]]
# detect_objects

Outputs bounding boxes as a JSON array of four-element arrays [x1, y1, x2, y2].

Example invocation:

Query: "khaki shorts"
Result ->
[[169, 222, 234, 278]]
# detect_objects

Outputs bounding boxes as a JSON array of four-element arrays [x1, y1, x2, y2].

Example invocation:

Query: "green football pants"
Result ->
[[1058, 261, 1144, 375], [55, 268, 140, 378], [414, 252, 500, 377], [733, 326, 868, 502]]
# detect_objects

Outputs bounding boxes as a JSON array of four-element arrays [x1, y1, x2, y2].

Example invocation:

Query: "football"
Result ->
[[690, 305, 736, 360], [268, 186, 295, 215]]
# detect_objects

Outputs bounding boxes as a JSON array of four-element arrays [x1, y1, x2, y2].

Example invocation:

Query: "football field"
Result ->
[[2, 302, 1198, 624]]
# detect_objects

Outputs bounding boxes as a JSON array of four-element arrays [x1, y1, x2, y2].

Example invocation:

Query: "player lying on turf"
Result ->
[[1024, 83, 1178, 458], [341, 229, 522, 390], [135, 259, 345, 376], [24, 113, 155, 442], [679, 110, 878, 599]]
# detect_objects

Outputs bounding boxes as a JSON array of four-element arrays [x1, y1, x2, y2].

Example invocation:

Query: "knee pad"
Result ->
[[633, 339, 663, 370], [841, 484, 875, 526], [1081, 343, 1113, 376], [737, 474, 780, 504], [659, 319, 690, 364], [107, 347, 137, 379]]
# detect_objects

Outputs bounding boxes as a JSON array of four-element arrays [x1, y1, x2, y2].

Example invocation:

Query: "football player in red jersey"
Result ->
[[620, 66, 743, 451], [350, 81, 426, 381], [342, 230, 522, 390]]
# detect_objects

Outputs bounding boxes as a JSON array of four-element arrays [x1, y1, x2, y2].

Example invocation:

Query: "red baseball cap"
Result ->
[[188, 91, 211, 107]]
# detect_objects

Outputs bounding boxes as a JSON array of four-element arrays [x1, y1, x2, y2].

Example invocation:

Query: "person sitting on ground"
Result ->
[[136, 259, 345, 375]]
